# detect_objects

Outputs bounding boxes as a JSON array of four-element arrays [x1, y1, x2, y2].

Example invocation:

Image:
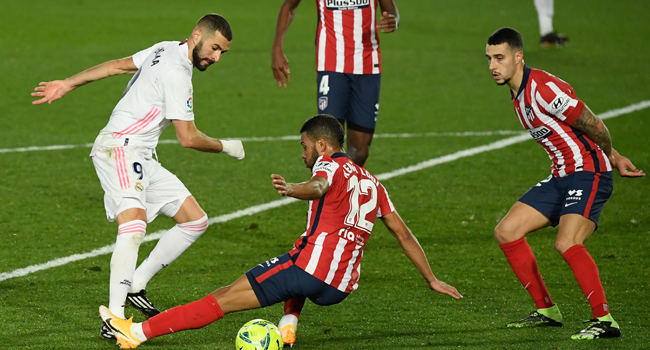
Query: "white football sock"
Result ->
[[534, 0, 555, 36], [109, 220, 146, 319], [278, 314, 299, 329], [130, 323, 148, 342], [131, 215, 209, 292]]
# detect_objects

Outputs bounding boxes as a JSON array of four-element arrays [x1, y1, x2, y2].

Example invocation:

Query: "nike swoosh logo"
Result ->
[[105, 318, 129, 339], [565, 202, 578, 207]]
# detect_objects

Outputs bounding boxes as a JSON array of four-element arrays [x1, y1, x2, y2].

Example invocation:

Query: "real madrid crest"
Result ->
[[135, 182, 144, 192]]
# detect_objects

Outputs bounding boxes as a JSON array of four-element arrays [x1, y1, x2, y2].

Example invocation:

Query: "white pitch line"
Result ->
[[1, 100, 648, 282], [0, 130, 524, 154]]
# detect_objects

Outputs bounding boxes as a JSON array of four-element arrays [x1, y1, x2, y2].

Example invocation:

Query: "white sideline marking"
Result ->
[[1, 100, 648, 282], [0, 130, 523, 154]]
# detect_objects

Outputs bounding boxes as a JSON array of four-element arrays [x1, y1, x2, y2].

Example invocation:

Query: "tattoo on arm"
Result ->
[[571, 105, 612, 156]]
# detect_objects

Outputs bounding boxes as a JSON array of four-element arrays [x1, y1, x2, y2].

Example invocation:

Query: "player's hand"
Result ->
[[272, 47, 291, 88], [31, 80, 71, 105], [271, 174, 289, 196], [377, 11, 398, 33], [221, 140, 245, 160], [610, 150, 645, 177], [429, 280, 463, 300]]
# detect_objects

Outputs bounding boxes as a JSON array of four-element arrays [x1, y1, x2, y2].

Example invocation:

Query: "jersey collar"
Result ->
[[331, 152, 350, 159], [511, 65, 531, 101], [178, 40, 193, 68]]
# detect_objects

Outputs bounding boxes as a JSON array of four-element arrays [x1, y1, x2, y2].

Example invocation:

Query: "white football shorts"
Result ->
[[91, 143, 191, 223]]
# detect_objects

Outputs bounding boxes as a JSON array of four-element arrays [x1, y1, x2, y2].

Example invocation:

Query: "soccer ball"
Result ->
[[235, 319, 282, 350]]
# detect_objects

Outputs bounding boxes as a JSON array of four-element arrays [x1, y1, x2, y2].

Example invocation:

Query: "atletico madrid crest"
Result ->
[[318, 96, 328, 111]]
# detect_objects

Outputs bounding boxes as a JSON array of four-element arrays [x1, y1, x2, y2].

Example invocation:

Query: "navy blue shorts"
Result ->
[[519, 171, 614, 228], [316, 71, 381, 134], [245, 253, 349, 307]]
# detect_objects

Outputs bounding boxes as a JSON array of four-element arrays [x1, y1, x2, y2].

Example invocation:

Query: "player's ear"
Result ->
[[515, 50, 524, 64], [316, 138, 327, 153], [191, 27, 203, 43]]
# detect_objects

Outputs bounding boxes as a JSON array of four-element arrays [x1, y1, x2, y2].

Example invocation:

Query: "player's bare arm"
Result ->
[[31, 57, 137, 105], [377, 0, 399, 33], [571, 105, 613, 156], [271, 174, 329, 200], [272, 0, 302, 88], [172, 119, 245, 160], [571, 105, 644, 177], [380, 211, 463, 300]]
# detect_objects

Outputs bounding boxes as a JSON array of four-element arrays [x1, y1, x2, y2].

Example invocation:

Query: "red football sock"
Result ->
[[500, 237, 554, 309], [142, 294, 224, 339], [284, 297, 306, 318], [562, 244, 609, 318]]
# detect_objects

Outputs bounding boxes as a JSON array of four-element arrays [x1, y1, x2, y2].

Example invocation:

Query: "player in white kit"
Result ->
[[534, 0, 568, 47], [31, 14, 245, 339]]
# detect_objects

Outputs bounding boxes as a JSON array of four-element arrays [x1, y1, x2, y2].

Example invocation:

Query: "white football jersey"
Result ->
[[91, 41, 194, 155]]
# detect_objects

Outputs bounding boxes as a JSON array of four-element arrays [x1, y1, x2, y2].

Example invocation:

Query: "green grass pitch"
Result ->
[[1, 0, 649, 349]]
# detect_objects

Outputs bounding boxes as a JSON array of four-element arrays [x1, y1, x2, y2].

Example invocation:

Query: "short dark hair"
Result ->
[[300, 114, 345, 149], [197, 13, 232, 41], [487, 27, 523, 50]]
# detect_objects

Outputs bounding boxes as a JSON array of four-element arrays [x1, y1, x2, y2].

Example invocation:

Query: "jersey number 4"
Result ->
[[319, 75, 330, 95], [344, 175, 377, 233]]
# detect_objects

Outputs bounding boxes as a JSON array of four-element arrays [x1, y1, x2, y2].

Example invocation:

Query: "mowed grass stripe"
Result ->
[[0, 100, 647, 283]]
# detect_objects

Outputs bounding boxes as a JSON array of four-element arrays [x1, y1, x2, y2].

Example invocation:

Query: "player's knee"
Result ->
[[494, 221, 521, 244], [130, 231, 145, 245], [347, 145, 369, 166], [177, 214, 209, 239], [554, 238, 576, 255]]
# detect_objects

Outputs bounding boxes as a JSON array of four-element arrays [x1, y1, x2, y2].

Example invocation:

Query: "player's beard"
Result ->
[[192, 41, 213, 71], [496, 77, 510, 86], [304, 145, 319, 170], [493, 72, 510, 86]]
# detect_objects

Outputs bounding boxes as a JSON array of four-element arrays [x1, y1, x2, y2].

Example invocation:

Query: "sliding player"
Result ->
[[99, 114, 462, 349]]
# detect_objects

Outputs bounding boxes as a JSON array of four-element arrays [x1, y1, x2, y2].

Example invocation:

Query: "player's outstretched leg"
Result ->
[[99, 306, 142, 349], [100, 294, 226, 349], [278, 297, 306, 347], [100, 274, 261, 347]]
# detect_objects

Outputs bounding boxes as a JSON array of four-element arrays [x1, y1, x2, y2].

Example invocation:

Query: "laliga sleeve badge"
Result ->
[[135, 182, 144, 192], [186, 96, 193, 113]]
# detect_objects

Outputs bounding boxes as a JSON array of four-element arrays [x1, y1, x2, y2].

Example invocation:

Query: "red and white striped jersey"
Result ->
[[90, 41, 195, 155], [290, 153, 395, 293], [315, 0, 381, 74], [512, 66, 612, 177]]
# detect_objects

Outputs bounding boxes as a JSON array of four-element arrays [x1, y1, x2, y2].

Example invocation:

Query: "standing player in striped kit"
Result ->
[[98, 114, 462, 349], [31, 14, 245, 339], [272, 0, 399, 168], [485, 27, 644, 340]]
